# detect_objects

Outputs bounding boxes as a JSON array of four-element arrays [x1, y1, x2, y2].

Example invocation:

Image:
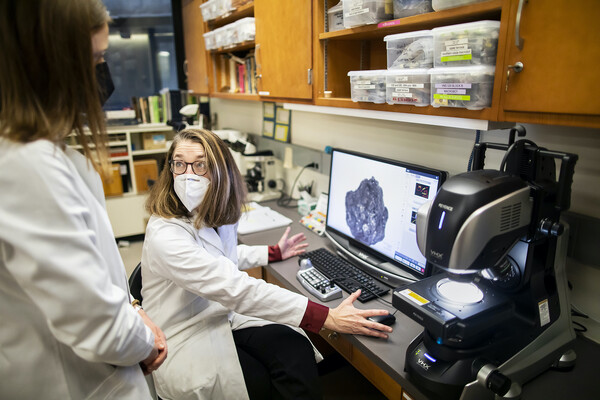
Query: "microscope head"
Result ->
[[416, 170, 533, 275]]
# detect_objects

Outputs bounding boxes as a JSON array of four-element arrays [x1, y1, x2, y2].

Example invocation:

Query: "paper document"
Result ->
[[238, 202, 292, 235]]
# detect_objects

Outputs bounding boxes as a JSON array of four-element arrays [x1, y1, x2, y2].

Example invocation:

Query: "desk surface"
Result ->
[[239, 201, 600, 400]]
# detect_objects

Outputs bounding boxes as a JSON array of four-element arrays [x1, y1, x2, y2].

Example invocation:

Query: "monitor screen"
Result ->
[[325, 148, 447, 285]]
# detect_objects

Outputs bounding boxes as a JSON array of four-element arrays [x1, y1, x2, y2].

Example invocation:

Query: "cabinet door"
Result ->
[[500, 0, 600, 125], [182, 0, 210, 94], [254, 0, 312, 99]]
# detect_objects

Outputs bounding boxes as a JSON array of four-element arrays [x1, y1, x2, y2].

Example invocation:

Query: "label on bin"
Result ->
[[444, 38, 469, 46], [393, 92, 414, 97], [346, 8, 369, 18], [434, 94, 471, 101], [388, 83, 424, 89], [355, 84, 376, 89], [441, 50, 473, 62], [435, 83, 472, 89], [394, 76, 409, 82], [436, 88, 467, 95]]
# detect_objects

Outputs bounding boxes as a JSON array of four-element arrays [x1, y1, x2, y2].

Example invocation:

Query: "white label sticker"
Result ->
[[445, 44, 469, 51], [441, 49, 472, 58], [355, 79, 373, 85], [390, 87, 410, 92], [399, 289, 430, 306], [355, 84, 376, 89], [445, 38, 469, 46], [436, 88, 467, 94], [346, 8, 369, 17], [393, 92, 414, 97], [388, 83, 425, 89], [395, 76, 409, 82], [539, 299, 551, 326]]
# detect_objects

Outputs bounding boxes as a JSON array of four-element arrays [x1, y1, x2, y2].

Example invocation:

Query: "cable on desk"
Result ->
[[277, 162, 318, 208]]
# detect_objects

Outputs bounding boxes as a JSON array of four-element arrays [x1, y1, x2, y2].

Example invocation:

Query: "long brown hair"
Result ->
[[0, 0, 111, 173], [146, 129, 247, 229]]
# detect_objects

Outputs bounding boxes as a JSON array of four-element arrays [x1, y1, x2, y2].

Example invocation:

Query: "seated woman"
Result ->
[[141, 129, 393, 400]]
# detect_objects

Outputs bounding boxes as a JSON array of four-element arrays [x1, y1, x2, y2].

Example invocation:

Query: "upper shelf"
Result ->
[[319, 0, 502, 41]]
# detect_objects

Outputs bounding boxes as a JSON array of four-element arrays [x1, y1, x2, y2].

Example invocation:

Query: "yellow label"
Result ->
[[434, 94, 471, 101], [400, 289, 430, 305]]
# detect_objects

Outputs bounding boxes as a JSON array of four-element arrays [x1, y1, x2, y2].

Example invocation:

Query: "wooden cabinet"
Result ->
[[313, 0, 506, 122], [254, 0, 313, 100], [498, 0, 600, 128], [182, 0, 211, 94]]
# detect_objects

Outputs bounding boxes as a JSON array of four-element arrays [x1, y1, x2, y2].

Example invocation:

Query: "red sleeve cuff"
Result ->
[[268, 244, 282, 262], [299, 300, 329, 334]]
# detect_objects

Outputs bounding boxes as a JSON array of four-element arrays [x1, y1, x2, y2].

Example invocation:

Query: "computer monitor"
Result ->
[[325, 148, 448, 286]]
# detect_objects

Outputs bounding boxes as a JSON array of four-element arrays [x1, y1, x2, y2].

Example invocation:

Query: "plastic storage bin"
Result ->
[[384, 30, 433, 69], [432, 0, 487, 11], [328, 1, 344, 32], [386, 69, 430, 106], [429, 65, 495, 110], [203, 31, 216, 51], [432, 20, 500, 67], [200, 0, 218, 21], [235, 17, 255, 43], [343, 0, 391, 29], [348, 70, 387, 103], [393, 0, 433, 19]]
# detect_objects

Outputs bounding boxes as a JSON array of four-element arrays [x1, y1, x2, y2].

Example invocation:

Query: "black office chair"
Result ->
[[128, 262, 143, 304]]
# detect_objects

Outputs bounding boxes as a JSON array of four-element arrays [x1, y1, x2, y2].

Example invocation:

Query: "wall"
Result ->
[[211, 98, 600, 220], [211, 97, 600, 342]]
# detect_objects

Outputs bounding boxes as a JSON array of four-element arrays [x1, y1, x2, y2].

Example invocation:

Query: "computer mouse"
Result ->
[[298, 258, 313, 269], [367, 313, 396, 326]]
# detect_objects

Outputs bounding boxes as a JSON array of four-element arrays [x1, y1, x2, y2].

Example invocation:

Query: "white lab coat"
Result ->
[[141, 215, 322, 400], [0, 139, 155, 399]]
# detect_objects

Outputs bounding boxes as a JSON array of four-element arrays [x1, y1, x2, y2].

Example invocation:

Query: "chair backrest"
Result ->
[[128, 262, 143, 304]]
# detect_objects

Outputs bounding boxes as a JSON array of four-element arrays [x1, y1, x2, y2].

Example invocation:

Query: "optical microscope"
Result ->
[[392, 137, 578, 400]]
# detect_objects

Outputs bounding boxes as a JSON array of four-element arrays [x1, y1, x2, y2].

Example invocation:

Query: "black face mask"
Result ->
[[95, 61, 115, 106]]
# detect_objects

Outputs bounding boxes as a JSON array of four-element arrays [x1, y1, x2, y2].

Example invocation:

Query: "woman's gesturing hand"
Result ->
[[323, 290, 393, 339], [277, 227, 309, 260]]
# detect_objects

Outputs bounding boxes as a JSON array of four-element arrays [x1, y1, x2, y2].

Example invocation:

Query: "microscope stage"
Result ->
[[393, 274, 514, 345]]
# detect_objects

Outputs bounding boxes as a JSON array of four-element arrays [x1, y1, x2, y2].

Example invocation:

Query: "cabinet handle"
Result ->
[[327, 331, 339, 341], [183, 60, 188, 77], [505, 62, 524, 92], [515, 0, 528, 50]]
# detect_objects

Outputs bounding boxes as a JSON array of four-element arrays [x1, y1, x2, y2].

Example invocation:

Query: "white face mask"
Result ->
[[174, 174, 210, 212]]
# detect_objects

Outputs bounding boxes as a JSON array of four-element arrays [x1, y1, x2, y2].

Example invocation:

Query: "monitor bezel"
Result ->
[[325, 148, 448, 281]]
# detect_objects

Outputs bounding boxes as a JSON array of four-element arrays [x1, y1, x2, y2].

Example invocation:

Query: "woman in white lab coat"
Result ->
[[0, 1, 166, 398], [142, 129, 394, 400]]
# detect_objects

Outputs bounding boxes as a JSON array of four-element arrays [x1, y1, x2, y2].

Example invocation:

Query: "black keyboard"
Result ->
[[300, 248, 390, 302]]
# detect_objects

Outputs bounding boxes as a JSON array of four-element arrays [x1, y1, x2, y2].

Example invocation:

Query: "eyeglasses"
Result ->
[[169, 160, 208, 176]]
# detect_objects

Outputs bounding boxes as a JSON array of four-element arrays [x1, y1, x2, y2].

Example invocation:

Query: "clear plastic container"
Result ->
[[200, 0, 218, 22], [393, 0, 433, 19], [343, 0, 391, 29], [432, 0, 487, 11], [384, 30, 433, 69], [234, 17, 255, 43], [429, 65, 495, 110], [215, 0, 234, 19], [386, 69, 430, 106], [203, 31, 216, 51], [328, 1, 344, 32], [212, 26, 227, 49], [432, 20, 500, 67], [348, 70, 387, 103]]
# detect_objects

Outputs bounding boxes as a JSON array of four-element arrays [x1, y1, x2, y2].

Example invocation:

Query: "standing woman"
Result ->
[[0, 1, 166, 399], [142, 129, 394, 400]]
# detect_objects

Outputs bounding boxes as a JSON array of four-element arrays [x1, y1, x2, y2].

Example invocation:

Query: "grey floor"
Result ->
[[118, 240, 387, 399]]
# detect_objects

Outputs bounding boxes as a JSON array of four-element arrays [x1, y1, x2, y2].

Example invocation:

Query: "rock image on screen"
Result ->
[[345, 177, 388, 245]]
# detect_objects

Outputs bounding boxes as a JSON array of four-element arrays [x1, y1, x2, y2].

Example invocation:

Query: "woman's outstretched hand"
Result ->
[[323, 290, 393, 339], [277, 227, 309, 260]]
